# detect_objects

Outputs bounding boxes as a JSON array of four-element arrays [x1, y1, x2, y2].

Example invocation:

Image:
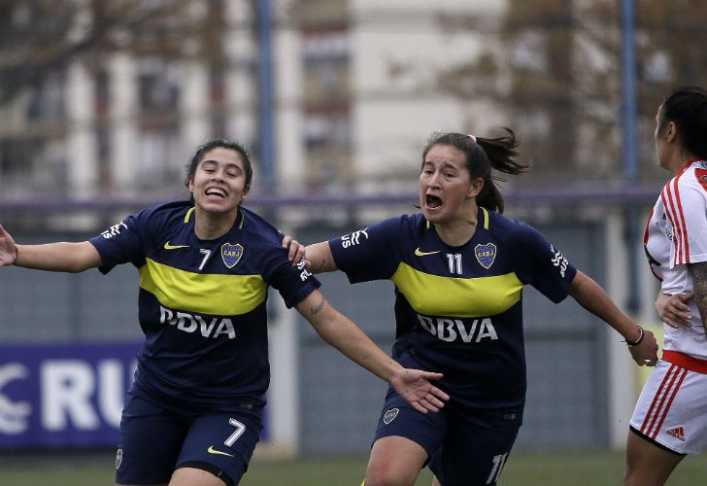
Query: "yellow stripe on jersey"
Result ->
[[139, 258, 267, 316], [392, 262, 522, 318], [184, 206, 195, 223]]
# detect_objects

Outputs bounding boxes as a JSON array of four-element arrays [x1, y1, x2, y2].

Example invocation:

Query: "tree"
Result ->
[[0, 0, 212, 107], [0, 0, 239, 199], [436, 0, 707, 185]]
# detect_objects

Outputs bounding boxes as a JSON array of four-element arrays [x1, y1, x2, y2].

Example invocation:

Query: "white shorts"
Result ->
[[629, 351, 707, 455]]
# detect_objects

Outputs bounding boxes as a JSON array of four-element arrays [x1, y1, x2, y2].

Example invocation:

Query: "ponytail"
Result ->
[[475, 129, 527, 212]]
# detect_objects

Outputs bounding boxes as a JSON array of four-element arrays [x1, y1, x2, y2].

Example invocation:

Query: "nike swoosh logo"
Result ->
[[207, 445, 234, 457], [414, 248, 440, 257], [164, 241, 190, 250]]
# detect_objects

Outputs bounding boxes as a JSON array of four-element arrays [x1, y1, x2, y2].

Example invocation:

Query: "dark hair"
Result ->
[[185, 139, 253, 192], [659, 86, 707, 160], [421, 129, 527, 213]]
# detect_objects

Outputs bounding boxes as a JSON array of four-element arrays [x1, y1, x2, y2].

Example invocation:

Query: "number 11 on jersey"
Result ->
[[447, 253, 462, 275]]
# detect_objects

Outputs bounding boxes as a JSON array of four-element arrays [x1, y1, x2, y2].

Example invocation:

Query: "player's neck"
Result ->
[[668, 149, 700, 174], [434, 206, 479, 247], [194, 208, 238, 240]]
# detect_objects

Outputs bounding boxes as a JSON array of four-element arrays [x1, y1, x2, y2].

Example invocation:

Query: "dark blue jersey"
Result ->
[[330, 208, 576, 409], [90, 201, 320, 411]]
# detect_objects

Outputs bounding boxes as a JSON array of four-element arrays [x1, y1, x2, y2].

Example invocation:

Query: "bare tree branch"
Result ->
[[0, 0, 197, 105]]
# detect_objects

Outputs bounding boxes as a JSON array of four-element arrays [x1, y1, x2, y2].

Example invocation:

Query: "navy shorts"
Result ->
[[115, 392, 263, 486], [374, 369, 522, 485]]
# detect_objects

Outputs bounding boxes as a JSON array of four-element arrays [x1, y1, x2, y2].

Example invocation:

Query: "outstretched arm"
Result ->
[[0, 224, 18, 266], [281, 235, 338, 273], [305, 241, 337, 273], [569, 270, 658, 366], [296, 289, 449, 413], [0, 224, 101, 273]]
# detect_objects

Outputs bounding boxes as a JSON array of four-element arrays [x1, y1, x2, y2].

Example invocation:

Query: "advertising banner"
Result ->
[[0, 342, 140, 448], [1, 342, 270, 449]]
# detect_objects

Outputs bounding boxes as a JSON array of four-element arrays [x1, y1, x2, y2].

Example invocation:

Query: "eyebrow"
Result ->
[[201, 159, 242, 171], [422, 160, 460, 170]]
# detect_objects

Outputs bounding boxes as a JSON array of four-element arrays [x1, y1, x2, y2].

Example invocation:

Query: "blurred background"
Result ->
[[2, 0, 707, 484]]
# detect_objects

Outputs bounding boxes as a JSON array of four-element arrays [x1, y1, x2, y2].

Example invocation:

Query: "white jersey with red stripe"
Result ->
[[644, 160, 707, 359]]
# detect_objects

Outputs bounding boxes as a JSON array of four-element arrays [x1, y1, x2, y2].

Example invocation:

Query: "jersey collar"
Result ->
[[423, 206, 491, 232], [183, 206, 245, 230]]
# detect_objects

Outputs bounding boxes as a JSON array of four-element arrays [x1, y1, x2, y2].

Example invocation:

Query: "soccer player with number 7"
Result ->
[[0, 139, 449, 486]]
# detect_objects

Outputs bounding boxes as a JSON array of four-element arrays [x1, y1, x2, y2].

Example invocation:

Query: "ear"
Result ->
[[467, 177, 484, 199], [665, 121, 678, 143], [186, 176, 195, 193]]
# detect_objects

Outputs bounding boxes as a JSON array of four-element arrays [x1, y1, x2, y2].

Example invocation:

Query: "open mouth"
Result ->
[[205, 188, 227, 199], [425, 194, 443, 209]]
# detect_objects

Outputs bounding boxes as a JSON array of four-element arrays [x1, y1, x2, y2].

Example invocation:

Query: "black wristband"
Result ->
[[626, 326, 645, 346]]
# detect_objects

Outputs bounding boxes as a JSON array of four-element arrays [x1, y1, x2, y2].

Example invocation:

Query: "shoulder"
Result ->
[[127, 200, 191, 231], [677, 161, 707, 193], [404, 212, 428, 230], [348, 213, 420, 237], [140, 200, 191, 220], [400, 212, 423, 225], [370, 213, 426, 242], [381, 213, 430, 236], [486, 210, 539, 244], [239, 206, 283, 247], [661, 163, 707, 210], [488, 213, 555, 261], [388, 213, 422, 232]]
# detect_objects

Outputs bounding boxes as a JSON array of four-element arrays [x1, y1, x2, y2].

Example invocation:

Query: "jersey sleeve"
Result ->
[[664, 172, 707, 267], [88, 208, 153, 273], [511, 224, 577, 303], [329, 217, 403, 283], [262, 247, 321, 308]]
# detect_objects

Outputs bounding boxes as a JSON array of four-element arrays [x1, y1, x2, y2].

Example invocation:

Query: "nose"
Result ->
[[210, 170, 226, 182], [426, 170, 442, 187]]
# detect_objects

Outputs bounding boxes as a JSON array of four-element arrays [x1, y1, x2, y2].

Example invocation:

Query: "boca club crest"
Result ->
[[474, 243, 497, 269], [221, 243, 244, 269], [382, 407, 399, 425]]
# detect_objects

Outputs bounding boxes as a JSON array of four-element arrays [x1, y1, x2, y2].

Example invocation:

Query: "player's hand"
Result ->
[[656, 292, 692, 328], [0, 224, 18, 267], [281, 234, 307, 266], [627, 327, 659, 367], [389, 368, 449, 414]]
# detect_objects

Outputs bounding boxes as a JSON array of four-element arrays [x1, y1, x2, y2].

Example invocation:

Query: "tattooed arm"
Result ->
[[296, 289, 449, 413], [689, 262, 707, 334], [296, 289, 408, 382]]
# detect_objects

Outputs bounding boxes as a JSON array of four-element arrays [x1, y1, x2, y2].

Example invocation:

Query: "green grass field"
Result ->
[[2, 450, 707, 485]]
